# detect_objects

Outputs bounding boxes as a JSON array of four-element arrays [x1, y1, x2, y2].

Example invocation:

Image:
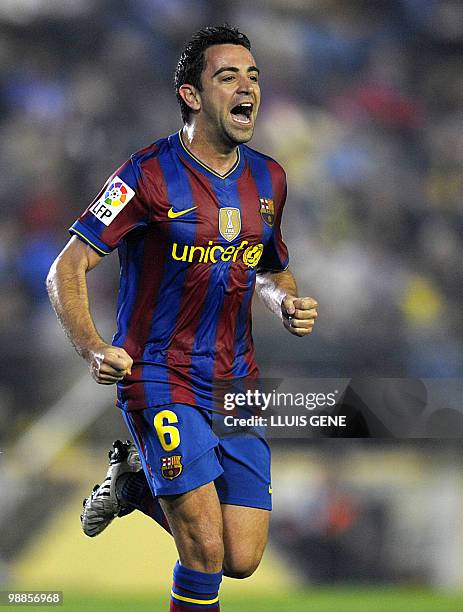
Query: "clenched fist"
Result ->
[[282, 296, 318, 337], [86, 344, 133, 385]]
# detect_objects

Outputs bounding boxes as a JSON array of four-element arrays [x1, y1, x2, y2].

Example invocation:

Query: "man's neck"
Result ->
[[181, 124, 238, 176]]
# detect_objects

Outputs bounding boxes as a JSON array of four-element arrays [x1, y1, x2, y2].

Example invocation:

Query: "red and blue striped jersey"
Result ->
[[70, 131, 289, 411]]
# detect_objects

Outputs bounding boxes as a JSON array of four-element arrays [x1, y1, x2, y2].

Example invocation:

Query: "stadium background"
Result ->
[[1, 0, 463, 610]]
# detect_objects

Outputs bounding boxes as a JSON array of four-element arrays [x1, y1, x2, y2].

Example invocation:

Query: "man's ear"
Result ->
[[178, 84, 201, 113]]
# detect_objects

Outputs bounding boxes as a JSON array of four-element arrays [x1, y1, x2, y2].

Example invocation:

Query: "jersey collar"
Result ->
[[172, 130, 245, 182]]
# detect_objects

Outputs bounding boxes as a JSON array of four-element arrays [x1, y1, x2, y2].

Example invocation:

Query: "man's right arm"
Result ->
[[46, 236, 133, 385]]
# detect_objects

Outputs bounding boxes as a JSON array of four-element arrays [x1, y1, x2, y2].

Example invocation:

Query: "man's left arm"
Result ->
[[255, 268, 318, 337]]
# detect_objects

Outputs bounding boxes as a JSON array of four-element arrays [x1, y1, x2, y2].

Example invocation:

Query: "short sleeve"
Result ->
[[257, 173, 289, 272], [69, 157, 150, 255]]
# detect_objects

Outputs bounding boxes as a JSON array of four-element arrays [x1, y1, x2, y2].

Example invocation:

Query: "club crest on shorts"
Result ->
[[161, 455, 183, 480], [219, 207, 241, 242], [259, 198, 275, 227]]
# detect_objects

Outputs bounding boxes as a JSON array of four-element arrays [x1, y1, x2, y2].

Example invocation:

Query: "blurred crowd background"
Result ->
[[1, 0, 463, 603]]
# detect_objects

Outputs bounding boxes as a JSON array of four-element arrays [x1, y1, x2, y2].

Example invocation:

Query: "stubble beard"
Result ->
[[221, 118, 255, 148]]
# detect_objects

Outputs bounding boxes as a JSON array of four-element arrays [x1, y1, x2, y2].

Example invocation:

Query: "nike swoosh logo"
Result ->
[[168, 206, 197, 219]]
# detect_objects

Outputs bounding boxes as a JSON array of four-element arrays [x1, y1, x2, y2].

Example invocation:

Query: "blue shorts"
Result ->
[[122, 403, 272, 511]]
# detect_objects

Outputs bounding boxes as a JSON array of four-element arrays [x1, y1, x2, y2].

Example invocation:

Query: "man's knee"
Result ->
[[221, 504, 269, 578], [171, 526, 224, 573], [189, 533, 224, 569], [223, 553, 263, 579], [159, 484, 224, 573]]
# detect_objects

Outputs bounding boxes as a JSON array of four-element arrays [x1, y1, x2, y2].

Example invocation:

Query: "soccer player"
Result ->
[[47, 25, 318, 611]]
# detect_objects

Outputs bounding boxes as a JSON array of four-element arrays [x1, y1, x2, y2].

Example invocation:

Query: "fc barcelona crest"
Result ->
[[161, 455, 183, 480], [259, 198, 275, 227], [219, 207, 241, 242]]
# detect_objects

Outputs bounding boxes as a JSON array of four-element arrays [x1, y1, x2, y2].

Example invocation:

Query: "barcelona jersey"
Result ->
[[70, 131, 289, 411]]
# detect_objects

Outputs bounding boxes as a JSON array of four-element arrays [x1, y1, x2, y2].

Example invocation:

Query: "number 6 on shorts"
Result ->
[[154, 409, 180, 451]]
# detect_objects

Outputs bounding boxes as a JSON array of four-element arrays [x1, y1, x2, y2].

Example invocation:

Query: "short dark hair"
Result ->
[[174, 25, 251, 123]]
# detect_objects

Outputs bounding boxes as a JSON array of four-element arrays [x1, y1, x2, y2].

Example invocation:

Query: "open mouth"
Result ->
[[230, 102, 253, 125]]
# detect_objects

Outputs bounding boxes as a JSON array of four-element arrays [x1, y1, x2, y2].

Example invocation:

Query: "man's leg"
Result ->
[[121, 411, 272, 582], [124, 405, 226, 610], [116, 468, 172, 533], [214, 415, 273, 579], [160, 482, 223, 611], [221, 505, 270, 579], [117, 471, 270, 578], [117, 469, 269, 577]]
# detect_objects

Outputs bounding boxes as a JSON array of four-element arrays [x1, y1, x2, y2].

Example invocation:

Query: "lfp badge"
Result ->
[[161, 455, 183, 480], [259, 198, 275, 227], [219, 207, 241, 242], [89, 176, 135, 226]]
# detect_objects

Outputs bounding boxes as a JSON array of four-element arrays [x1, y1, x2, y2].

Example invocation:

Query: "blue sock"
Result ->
[[117, 471, 171, 533], [170, 561, 223, 610]]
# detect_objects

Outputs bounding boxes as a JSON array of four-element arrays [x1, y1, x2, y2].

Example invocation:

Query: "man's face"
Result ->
[[196, 44, 261, 146]]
